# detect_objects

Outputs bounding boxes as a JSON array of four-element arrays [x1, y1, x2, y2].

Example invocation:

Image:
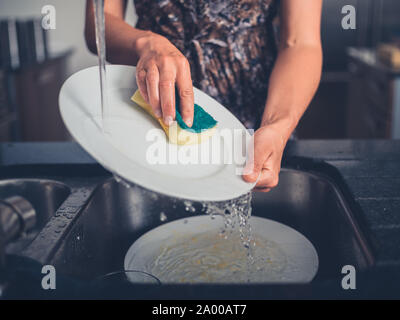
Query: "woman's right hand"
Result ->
[[135, 32, 194, 127]]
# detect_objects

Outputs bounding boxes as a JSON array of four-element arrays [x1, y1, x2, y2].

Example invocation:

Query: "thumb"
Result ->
[[242, 137, 270, 183]]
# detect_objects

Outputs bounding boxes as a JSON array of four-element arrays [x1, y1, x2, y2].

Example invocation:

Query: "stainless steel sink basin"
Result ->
[[48, 168, 374, 283], [0, 179, 71, 253]]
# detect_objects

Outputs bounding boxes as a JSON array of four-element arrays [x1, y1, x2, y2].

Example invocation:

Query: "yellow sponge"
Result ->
[[131, 90, 217, 145]]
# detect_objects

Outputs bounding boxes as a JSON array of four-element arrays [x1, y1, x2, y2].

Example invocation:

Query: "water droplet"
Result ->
[[160, 212, 167, 222]]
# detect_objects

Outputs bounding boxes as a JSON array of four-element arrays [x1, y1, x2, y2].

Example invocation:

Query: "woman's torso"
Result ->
[[134, 0, 279, 128]]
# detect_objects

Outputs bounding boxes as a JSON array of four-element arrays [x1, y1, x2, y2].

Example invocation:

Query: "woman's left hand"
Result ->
[[242, 125, 287, 192]]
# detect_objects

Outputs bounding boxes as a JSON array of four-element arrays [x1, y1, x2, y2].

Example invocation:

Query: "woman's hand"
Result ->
[[135, 32, 194, 127], [242, 125, 287, 192]]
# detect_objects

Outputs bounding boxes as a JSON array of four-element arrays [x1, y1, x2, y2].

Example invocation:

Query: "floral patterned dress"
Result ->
[[134, 0, 280, 129]]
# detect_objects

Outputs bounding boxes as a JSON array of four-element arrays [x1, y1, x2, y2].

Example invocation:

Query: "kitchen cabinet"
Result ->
[[1, 17, 72, 142], [13, 53, 70, 141], [347, 48, 400, 138], [0, 70, 17, 141]]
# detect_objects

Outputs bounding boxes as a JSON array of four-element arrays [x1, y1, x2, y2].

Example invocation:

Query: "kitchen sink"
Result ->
[[43, 167, 374, 283], [0, 179, 71, 254]]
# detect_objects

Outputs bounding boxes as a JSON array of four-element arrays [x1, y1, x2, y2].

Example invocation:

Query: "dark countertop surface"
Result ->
[[287, 140, 400, 270], [1, 140, 400, 299]]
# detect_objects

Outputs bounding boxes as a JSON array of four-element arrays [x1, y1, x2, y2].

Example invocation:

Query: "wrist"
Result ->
[[132, 30, 158, 59], [260, 115, 297, 145]]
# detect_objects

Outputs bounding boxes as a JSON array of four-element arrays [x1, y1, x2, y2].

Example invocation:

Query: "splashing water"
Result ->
[[114, 175, 254, 256], [180, 193, 254, 259], [114, 175, 255, 262], [203, 193, 253, 251], [159, 212, 167, 222], [198, 192, 255, 280], [183, 200, 196, 213]]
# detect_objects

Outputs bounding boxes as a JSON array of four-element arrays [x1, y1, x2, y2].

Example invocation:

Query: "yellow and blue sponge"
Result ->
[[131, 89, 217, 145]]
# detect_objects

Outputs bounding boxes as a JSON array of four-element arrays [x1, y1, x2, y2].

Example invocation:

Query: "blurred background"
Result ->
[[0, 0, 399, 142]]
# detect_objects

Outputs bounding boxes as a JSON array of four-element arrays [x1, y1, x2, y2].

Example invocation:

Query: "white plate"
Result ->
[[59, 65, 255, 201], [124, 215, 319, 284]]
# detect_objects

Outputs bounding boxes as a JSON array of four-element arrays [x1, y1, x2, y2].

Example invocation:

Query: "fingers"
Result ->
[[242, 137, 272, 183], [176, 59, 194, 127], [145, 65, 161, 117], [136, 35, 193, 127], [254, 187, 271, 193], [137, 49, 193, 126], [136, 68, 148, 102], [252, 146, 281, 190], [159, 65, 176, 126], [254, 166, 279, 190], [242, 164, 262, 183], [242, 126, 286, 192]]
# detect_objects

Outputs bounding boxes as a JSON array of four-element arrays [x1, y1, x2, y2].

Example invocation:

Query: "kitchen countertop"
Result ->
[[287, 141, 400, 267], [1, 140, 400, 299]]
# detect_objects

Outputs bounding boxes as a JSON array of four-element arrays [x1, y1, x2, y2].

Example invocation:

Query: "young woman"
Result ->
[[85, 0, 323, 191]]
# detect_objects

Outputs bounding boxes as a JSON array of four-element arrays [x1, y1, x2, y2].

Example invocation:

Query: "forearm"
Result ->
[[261, 44, 322, 143], [85, 10, 151, 65]]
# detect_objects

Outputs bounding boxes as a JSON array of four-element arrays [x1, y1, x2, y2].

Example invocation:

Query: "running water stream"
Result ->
[[93, 0, 109, 133]]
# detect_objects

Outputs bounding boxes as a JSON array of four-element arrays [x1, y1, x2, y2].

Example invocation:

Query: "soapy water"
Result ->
[[146, 231, 287, 284]]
